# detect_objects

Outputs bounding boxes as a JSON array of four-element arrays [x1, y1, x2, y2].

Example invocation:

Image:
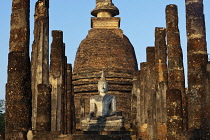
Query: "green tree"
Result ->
[[0, 100, 5, 132]]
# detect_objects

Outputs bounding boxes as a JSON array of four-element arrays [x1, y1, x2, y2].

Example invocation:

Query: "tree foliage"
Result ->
[[0, 100, 5, 132]]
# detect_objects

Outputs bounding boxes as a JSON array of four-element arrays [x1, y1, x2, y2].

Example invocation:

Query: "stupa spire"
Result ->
[[91, 0, 119, 17]]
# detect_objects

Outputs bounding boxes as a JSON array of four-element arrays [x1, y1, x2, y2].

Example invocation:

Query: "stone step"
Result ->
[[75, 130, 136, 135], [71, 134, 136, 140]]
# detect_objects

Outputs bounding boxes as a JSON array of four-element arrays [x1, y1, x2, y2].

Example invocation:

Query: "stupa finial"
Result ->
[[91, 0, 119, 17]]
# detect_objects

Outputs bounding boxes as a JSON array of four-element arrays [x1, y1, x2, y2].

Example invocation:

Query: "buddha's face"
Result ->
[[98, 82, 108, 94]]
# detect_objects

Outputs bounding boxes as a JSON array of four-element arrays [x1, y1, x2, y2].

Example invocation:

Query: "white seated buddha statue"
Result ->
[[81, 71, 124, 131]]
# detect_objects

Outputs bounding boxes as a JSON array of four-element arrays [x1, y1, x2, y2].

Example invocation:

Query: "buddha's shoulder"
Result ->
[[90, 95, 101, 100], [90, 94, 115, 100], [106, 94, 114, 98]]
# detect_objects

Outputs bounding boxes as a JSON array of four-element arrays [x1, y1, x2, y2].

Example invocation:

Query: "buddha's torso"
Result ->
[[91, 94, 114, 117]]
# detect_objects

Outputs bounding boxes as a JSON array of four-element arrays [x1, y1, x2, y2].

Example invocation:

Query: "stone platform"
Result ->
[[81, 121, 124, 131], [72, 130, 136, 140], [71, 134, 135, 140], [30, 130, 137, 140]]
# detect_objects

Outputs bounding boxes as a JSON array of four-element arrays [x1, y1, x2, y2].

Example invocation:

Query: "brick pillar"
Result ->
[[31, 0, 49, 130], [146, 47, 157, 139], [61, 44, 66, 133], [204, 63, 210, 139], [165, 4, 186, 131], [36, 84, 51, 131], [63, 56, 68, 134], [9, 0, 30, 53], [130, 72, 139, 127], [185, 0, 208, 134], [166, 89, 183, 139], [6, 53, 31, 139], [135, 70, 141, 125], [66, 64, 76, 134], [155, 27, 168, 139], [137, 47, 157, 139], [50, 30, 64, 131], [138, 62, 147, 139], [5, 0, 31, 139]]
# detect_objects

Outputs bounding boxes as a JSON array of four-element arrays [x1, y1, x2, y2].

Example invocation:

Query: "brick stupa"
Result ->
[[73, 0, 138, 129]]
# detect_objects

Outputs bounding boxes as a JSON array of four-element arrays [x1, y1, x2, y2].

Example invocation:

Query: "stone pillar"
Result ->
[[60, 44, 66, 133], [66, 64, 76, 134], [50, 30, 64, 131], [9, 0, 30, 53], [63, 56, 68, 134], [31, 0, 49, 130], [138, 63, 147, 139], [5, 0, 31, 139], [165, 4, 186, 131], [185, 0, 208, 133], [36, 84, 51, 131], [137, 47, 157, 140], [166, 89, 183, 139], [155, 27, 168, 139], [204, 63, 210, 139], [6, 53, 31, 139], [135, 70, 141, 125], [130, 73, 138, 126], [145, 47, 157, 139]]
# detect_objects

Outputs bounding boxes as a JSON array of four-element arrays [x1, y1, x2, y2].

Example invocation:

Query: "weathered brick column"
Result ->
[[9, 0, 30, 53], [66, 64, 76, 134], [36, 84, 51, 131], [205, 63, 210, 139], [165, 4, 186, 131], [31, 0, 49, 130], [145, 47, 157, 139], [63, 55, 68, 134], [135, 70, 141, 125], [6, 53, 31, 139], [137, 47, 157, 139], [5, 0, 31, 139], [130, 72, 139, 127], [166, 89, 183, 139], [185, 0, 208, 133], [50, 30, 64, 131], [61, 44, 66, 133], [155, 27, 168, 139], [138, 62, 147, 139]]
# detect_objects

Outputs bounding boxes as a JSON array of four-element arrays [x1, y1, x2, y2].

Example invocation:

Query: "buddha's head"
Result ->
[[98, 71, 108, 94]]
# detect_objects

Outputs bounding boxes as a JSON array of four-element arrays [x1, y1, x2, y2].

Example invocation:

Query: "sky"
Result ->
[[0, 0, 210, 100]]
